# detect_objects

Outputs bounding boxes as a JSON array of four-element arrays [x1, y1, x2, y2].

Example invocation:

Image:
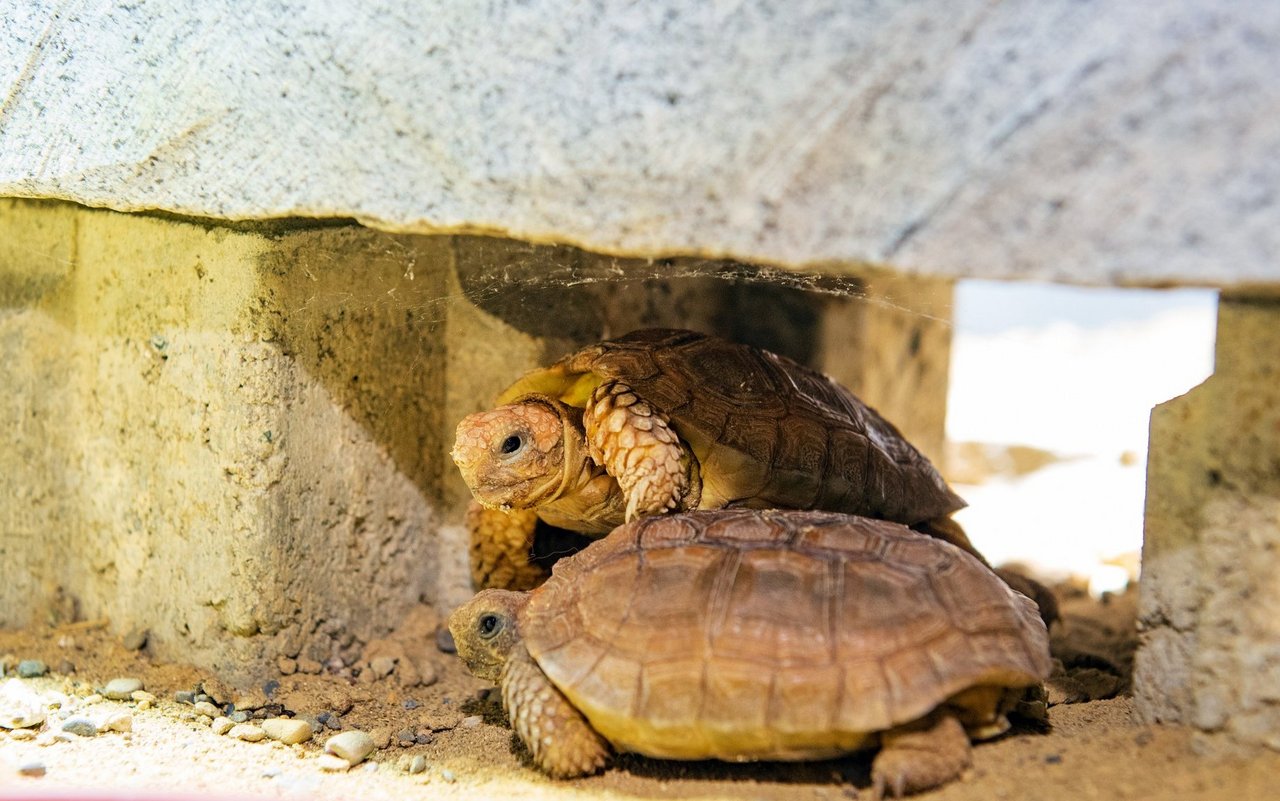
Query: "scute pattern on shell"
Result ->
[[521, 510, 1050, 758], [563, 329, 963, 524]]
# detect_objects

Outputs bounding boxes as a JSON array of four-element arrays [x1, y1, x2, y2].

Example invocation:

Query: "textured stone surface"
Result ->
[[1, 2, 1277, 286], [1135, 296, 1280, 751]]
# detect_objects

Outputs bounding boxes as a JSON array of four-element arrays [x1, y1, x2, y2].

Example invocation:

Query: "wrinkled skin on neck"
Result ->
[[451, 395, 604, 512]]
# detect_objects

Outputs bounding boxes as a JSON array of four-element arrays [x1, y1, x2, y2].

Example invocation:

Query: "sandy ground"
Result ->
[[3, 581, 1277, 801]]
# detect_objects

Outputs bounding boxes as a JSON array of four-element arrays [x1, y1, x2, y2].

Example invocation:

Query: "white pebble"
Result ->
[[230, 723, 266, 742], [193, 701, 220, 718], [10, 728, 35, 741], [408, 755, 427, 774], [102, 712, 133, 733], [131, 690, 156, 703], [261, 718, 313, 745], [325, 730, 376, 766], [317, 754, 351, 772], [102, 678, 143, 700], [211, 717, 235, 735]]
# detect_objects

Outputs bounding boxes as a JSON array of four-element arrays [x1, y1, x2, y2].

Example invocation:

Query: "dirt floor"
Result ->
[[1, 584, 1277, 801]]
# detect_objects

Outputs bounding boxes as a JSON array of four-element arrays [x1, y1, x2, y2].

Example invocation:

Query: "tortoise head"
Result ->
[[448, 589, 529, 682], [451, 395, 589, 510]]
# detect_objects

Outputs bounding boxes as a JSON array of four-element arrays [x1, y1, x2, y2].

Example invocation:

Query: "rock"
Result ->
[[408, 755, 427, 775], [233, 689, 268, 711], [131, 690, 156, 704], [174, 690, 196, 705], [325, 730, 375, 766], [18, 761, 46, 777], [102, 712, 133, 733], [61, 718, 98, 737], [10, 728, 36, 741], [56, 660, 76, 675], [460, 715, 483, 729], [369, 657, 397, 679], [261, 718, 312, 745], [396, 728, 415, 746], [434, 627, 456, 654], [193, 701, 221, 718], [317, 754, 351, 772], [17, 660, 47, 679], [229, 711, 249, 724], [0, 682, 45, 729], [370, 727, 392, 749], [277, 657, 297, 675], [102, 678, 143, 700], [296, 658, 323, 675], [82, 694, 103, 705], [121, 628, 149, 651], [211, 717, 235, 735], [229, 723, 266, 742]]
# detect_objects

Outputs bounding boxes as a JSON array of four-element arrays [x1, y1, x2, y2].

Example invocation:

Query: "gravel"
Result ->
[[408, 755, 427, 775], [325, 730, 375, 766], [193, 701, 220, 718], [17, 660, 47, 679], [211, 717, 234, 735], [17, 761, 46, 777], [61, 718, 99, 737], [229, 724, 267, 742], [103, 678, 144, 700]]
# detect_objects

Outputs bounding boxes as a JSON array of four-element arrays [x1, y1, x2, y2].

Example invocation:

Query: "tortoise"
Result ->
[[451, 328, 976, 591], [448, 509, 1052, 796]]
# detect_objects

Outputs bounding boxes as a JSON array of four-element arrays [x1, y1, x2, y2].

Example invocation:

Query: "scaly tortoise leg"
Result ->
[[871, 711, 972, 798], [582, 380, 694, 522], [467, 501, 547, 591], [501, 645, 611, 778]]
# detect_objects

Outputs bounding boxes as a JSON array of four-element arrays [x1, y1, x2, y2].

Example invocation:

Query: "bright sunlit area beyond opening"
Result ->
[[945, 280, 1218, 594]]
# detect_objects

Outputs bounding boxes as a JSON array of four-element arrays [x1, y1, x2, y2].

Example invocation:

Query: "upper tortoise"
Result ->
[[452, 328, 970, 590], [449, 509, 1052, 796]]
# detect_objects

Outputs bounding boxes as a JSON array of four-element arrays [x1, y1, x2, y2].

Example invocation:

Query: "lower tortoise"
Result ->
[[449, 509, 1051, 796]]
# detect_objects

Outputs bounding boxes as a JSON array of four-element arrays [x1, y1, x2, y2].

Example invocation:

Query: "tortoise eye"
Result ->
[[478, 613, 503, 639], [499, 434, 524, 455]]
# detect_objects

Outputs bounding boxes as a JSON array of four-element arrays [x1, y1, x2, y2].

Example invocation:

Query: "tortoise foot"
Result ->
[[871, 712, 971, 798], [467, 501, 547, 591], [502, 646, 611, 778]]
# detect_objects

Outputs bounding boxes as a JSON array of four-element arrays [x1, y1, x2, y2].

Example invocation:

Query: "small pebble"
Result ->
[[61, 718, 98, 737], [82, 694, 103, 705], [194, 693, 212, 704], [131, 690, 157, 704], [408, 755, 427, 775], [56, 660, 76, 675], [230, 724, 267, 742], [369, 657, 397, 679], [230, 711, 249, 724], [211, 717, 235, 735], [261, 718, 313, 745], [10, 728, 36, 741], [414, 732, 434, 745], [1, 704, 45, 729], [434, 627, 456, 654], [396, 728, 416, 746], [121, 628, 149, 651], [317, 754, 351, 772], [402, 698, 419, 710], [102, 712, 133, 733], [193, 701, 221, 718], [460, 715, 483, 729], [18, 761, 46, 777], [276, 657, 298, 675], [297, 658, 323, 675], [103, 678, 144, 700], [262, 680, 280, 697], [325, 730, 376, 766], [370, 727, 392, 750], [17, 660, 47, 679], [441, 769, 456, 783], [174, 690, 196, 705]]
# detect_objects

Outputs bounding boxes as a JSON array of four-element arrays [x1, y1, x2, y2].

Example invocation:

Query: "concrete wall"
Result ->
[[2, 1, 1277, 287], [0, 199, 951, 683]]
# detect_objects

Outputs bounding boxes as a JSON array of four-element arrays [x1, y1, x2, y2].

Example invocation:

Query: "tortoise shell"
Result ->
[[520, 509, 1050, 761], [499, 328, 963, 526]]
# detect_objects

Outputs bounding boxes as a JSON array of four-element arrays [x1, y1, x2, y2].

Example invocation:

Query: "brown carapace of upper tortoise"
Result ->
[[450, 509, 1052, 796], [452, 328, 980, 591]]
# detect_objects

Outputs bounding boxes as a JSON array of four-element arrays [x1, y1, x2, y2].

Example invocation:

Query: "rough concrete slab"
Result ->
[[1, 2, 1277, 287], [1135, 295, 1280, 752]]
